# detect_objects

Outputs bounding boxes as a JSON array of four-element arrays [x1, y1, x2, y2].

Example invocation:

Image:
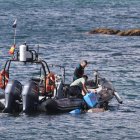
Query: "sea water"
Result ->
[[0, 0, 140, 139]]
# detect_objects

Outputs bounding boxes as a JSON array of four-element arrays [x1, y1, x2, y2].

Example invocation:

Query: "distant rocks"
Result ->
[[88, 28, 140, 36]]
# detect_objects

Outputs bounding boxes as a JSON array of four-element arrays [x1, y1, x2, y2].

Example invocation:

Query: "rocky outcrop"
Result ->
[[117, 29, 140, 36], [89, 28, 140, 36]]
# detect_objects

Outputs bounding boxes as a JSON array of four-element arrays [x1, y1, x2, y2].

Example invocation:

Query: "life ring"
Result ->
[[0, 70, 9, 89], [46, 72, 55, 93]]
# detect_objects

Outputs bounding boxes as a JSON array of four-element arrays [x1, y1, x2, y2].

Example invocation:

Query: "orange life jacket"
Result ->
[[46, 72, 55, 93], [0, 70, 9, 89]]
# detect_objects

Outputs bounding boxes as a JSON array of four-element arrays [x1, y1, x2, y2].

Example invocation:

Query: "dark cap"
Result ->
[[81, 60, 88, 65], [82, 75, 88, 80]]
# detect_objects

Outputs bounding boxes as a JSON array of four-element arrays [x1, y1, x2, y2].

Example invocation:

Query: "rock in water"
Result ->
[[89, 28, 140, 36], [89, 28, 120, 35], [117, 29, 140, 36]]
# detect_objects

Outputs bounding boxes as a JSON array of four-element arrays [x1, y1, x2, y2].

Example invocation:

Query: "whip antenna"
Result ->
[[9, 19, 17, 58], [36, 45, 40, 60], [13, 19, 17, 45]]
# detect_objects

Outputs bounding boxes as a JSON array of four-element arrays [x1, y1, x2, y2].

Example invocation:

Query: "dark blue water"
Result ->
[[0, 0, 140, 139]]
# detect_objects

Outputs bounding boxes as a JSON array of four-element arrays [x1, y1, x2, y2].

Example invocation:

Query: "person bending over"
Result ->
[[69, 75, 89, 98]]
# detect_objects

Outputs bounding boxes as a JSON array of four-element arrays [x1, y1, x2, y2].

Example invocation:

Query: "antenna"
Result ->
[[13, 19, 17, 45], [9, 19, 17, 58], [37, 45, 40, 60]]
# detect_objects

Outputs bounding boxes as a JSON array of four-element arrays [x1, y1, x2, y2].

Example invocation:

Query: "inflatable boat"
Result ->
[[0, 43, 65, 113], [38, 73, 120, 114], [0, 43, 122, 114]]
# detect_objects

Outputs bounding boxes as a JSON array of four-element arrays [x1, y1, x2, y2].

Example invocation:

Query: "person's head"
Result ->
[[80, 60, 88, 68], [82, 75, 88, 81]]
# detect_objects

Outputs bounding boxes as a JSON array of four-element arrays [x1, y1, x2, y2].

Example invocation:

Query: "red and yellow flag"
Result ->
[[9, 45, 15, 55]]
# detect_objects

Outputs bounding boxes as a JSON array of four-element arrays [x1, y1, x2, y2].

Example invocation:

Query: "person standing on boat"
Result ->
[[69, 75, 89, 98], [86, 70, 99, 88], [73, 60, 88, 81]]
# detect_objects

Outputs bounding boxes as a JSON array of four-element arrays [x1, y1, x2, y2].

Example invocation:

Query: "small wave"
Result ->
[[131, 45, 140, 48], [111, 52, 123, 56], [119, 109, 136, 113]]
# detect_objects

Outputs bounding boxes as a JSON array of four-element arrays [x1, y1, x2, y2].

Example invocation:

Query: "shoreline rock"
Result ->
[[89, 28, 140, 36]]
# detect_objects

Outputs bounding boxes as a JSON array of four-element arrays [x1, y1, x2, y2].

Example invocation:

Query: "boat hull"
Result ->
[[44, 98, 83, 113]]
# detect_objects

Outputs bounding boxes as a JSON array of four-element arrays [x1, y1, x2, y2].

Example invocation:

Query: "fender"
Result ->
[[0, 70, 9, 89]]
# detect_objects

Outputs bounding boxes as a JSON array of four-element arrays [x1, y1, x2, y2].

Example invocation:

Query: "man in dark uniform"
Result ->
[[73, 60, 88, 81]]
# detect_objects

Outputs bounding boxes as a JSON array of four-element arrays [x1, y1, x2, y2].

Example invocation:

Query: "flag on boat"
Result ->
[[12, 19, 17, 28], [9, 19, 17, 55], [9, 45, 15, 55]]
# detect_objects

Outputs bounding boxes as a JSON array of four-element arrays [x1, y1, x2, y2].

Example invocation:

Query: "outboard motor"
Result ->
[[3, 80, 22, 113], [22, 81, 39, 113]]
